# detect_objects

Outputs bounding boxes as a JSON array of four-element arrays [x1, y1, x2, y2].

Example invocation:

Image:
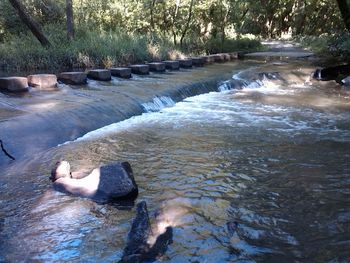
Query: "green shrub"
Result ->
[[205, 37, 263, 54]]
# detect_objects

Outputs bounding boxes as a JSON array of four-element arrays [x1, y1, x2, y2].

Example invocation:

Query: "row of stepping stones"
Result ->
[[0, 53, 240, 93]]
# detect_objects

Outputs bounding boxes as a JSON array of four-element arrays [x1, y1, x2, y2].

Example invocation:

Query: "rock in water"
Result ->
[[121, 201, 151, 262], [0, 77, 29, 93], [27, 74, 58, 90], [51, 161, 138, 202], [120, 201, 173, 263], [341, 76, 350, 87]]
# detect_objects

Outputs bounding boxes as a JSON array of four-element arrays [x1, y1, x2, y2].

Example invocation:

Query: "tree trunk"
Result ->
[[150, 0, 156, 30], [336, 0, 350, 32], [180, 0, 194, 48], [66, 0, 75, 40], [8, 0, 51, 47]]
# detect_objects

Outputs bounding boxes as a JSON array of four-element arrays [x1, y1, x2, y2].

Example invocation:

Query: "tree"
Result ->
[[336, 0, 350, 32], [8, 0, 51, 47], [66, 0, 75, 40]]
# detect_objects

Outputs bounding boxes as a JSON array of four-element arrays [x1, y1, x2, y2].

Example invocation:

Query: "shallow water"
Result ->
[[1, 63, 350, 262]]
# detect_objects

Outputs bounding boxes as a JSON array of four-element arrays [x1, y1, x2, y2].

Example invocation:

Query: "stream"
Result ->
[[1, 61, 350, 262]]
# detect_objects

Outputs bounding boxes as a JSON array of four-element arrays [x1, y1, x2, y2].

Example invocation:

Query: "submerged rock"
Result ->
[[120, 201, 173, 263], [28, 74, 58, 90], [0, 77, 28, 93], [58, 72, 87, 85], [51, 161, 138, 202]]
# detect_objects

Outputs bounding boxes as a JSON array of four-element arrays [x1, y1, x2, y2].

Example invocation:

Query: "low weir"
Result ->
[[0, 54, 251, 166]]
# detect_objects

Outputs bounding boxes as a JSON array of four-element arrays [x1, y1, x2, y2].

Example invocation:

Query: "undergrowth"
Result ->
[[0, 25, 263, 74]]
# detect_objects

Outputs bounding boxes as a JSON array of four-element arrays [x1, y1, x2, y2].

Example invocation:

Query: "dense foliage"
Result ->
[[0, 0, 348, 72]]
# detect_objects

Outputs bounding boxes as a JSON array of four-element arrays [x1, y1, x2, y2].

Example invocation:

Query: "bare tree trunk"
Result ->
[[150, 0, 156, 30], [180, 0, 194, 48], [171, 0, 181, 45], [66, 0, 75, 40], [8, 0, 51, 47], [336, 0, 350, 32]]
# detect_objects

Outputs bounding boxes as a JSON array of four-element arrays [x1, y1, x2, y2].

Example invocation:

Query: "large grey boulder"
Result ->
[[129, 64, 150, 75], [120, 201, 173, 263], [51, 161, 138, 203], [111, 68, 132, 79], [147, 62, 166, 72], [0, 77, 29, 93], [179, 59, 193, 68], [163, 60, 180, 70], [27, 74, 58, 90], [58, 72, 87, 85], [87, 69, 112, 81]]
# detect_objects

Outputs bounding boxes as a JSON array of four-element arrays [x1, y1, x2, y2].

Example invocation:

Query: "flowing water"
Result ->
[[1, 62, 350, 262]]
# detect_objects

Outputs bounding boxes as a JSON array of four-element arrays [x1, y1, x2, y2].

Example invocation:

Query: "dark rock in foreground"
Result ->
[[51, 161, 138, 203], [163, 60, 180, 70], [120, 201, 173, 263], [58, 72, 87, 85], [28, 74, 58, 90], [147, 62, 166, 72], [0, 77, 29, 93], [111, 68, 132, 79], [129, 65, 150, 75], [88, 69, 112, 81], [179, 59, 193, 68]]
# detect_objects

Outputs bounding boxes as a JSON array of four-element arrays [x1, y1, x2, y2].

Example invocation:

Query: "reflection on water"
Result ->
[[1, 64, 350, 262]]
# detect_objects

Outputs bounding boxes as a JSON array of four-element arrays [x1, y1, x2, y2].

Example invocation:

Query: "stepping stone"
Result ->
[[111, 67, 132, 79], [58, 72, 87, 85], [191, 57, 205, 67], [229, 52, 239, 59], [147, 62, 166, 72], [201, 56, 215, 64], [28, 74, 58, 90], [87, 69, 111, 81], [0, 77, 28, 93], [221, 53, 231, 61], [129, 64, 150, 75], [163, 60, 180, 70], [179, 59, 193, 68], [210, 54, 225, 63]]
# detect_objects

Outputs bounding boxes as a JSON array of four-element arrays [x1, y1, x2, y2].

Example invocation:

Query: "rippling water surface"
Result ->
[[1, 65, 350, 262]]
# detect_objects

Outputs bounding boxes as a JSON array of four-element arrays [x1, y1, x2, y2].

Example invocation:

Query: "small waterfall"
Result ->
[[141, 96, 176, 112]]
